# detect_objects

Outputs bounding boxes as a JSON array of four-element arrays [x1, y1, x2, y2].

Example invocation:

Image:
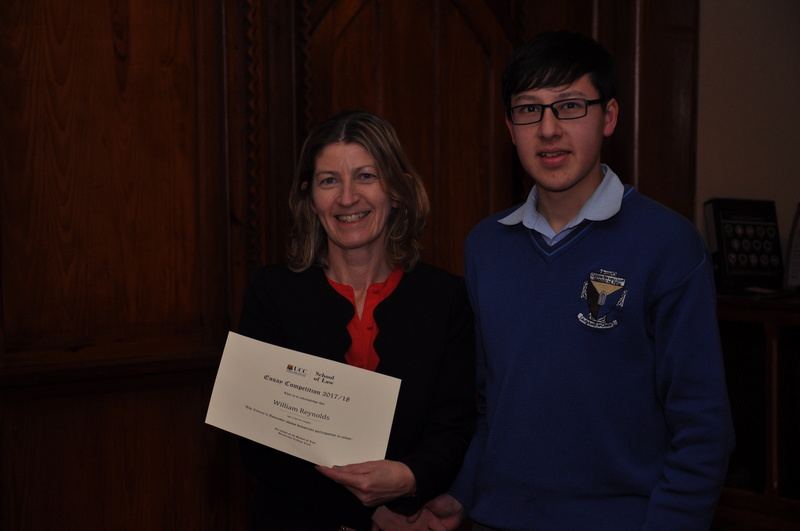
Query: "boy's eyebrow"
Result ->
[[512, 90, 589, 104]]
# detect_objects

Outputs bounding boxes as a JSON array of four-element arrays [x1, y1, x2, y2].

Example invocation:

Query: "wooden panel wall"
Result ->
[[301, 0, 701, 275], [0, 0, 229, 363], [0, 0, 700, 528], [0, 0, 246, 529], [304, 0, 515, 274]]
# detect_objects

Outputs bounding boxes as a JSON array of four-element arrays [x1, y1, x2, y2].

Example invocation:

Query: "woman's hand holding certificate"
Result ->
[[316, 460, 416, 506]]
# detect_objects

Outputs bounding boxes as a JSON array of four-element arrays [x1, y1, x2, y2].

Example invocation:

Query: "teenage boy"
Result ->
[[418, 30, 734, 531]]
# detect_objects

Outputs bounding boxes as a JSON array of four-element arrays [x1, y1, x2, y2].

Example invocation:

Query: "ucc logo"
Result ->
[[285, 364, 308, 377]]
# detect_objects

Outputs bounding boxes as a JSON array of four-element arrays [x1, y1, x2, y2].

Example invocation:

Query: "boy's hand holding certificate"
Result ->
[[205, 332, 401, 466]]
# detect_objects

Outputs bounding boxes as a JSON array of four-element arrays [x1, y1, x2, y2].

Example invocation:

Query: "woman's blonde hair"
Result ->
[[287, 111, 430, 272]]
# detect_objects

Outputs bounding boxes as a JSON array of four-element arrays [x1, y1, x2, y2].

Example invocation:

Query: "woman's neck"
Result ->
[[327, 244, 393, 280], [325, 249, 393, 316]]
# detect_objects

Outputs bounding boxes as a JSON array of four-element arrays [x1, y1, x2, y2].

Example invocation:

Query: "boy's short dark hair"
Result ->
[[502, 30, 617, 110]]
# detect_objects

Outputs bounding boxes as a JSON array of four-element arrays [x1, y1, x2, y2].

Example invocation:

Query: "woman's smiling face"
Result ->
[[310, 142, 397, 257]]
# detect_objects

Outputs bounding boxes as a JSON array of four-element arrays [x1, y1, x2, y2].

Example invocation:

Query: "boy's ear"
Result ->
[[603, 98, 619, 137], [505, 114, 518, 145]]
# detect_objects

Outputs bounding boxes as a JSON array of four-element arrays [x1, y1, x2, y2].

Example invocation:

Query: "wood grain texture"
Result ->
[[1, 1, 241, 528], [0, 370, 247, 530], [0, 0, 227, 359], [304, 0, 514, 274]]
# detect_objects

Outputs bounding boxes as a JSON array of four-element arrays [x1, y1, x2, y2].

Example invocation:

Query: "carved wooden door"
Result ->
[[303, 0, 515, 273]]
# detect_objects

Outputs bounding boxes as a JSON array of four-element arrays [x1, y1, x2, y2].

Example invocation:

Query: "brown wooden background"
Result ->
[[0, 1, 703, 529]]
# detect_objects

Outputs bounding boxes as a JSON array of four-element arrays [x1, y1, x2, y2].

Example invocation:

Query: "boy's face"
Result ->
[[505, 74, 618, 201]]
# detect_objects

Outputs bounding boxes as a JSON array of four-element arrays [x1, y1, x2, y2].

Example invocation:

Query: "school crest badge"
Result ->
[[578, 269, 627, 329]]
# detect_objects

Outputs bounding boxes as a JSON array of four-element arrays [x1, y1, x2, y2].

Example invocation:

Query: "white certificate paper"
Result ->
[[206, 332, 401, 466]]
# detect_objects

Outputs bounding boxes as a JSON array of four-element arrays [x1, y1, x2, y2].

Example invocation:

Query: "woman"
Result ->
[[238, 110, 475, 530]]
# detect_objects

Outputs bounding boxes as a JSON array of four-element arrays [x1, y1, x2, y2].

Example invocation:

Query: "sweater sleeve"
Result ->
[[388, 275, 477, 514], [643, 253, 735, 530], [237, 266, 286, 344], [235, 266, 290, 483], [445, 313, 486, 512], [445, 245, 486, 512]]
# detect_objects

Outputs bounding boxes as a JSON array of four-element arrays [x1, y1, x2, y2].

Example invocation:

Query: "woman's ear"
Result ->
[[301, 181, 318, 213], [392, 173, 414, 208]]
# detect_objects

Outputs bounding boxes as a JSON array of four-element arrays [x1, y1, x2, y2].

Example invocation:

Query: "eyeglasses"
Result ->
[[507, 98, 605, 125]]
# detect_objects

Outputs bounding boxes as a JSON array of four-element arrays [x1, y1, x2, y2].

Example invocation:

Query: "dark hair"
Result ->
[[287, 110, 430, 272], [502, 30, 617, 110]]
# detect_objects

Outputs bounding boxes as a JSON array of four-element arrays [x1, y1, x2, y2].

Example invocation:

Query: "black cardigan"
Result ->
[[237, 262, 476, 530]]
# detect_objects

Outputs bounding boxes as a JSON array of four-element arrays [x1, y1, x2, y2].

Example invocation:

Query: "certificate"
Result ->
[[205, 332, 401, 466]]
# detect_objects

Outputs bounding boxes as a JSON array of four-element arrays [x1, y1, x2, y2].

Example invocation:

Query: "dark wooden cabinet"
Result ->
[[713, 296, 800, 530]]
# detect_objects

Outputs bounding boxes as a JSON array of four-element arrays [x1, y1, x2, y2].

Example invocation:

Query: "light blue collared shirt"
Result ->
[[498, 164, 625, 245]]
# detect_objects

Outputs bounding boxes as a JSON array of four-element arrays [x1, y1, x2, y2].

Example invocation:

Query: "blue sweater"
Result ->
[[449, 186, 734, 530]]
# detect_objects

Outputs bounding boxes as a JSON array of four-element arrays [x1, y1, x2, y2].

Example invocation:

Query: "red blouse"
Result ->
[[327, 268, 403, 371]]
